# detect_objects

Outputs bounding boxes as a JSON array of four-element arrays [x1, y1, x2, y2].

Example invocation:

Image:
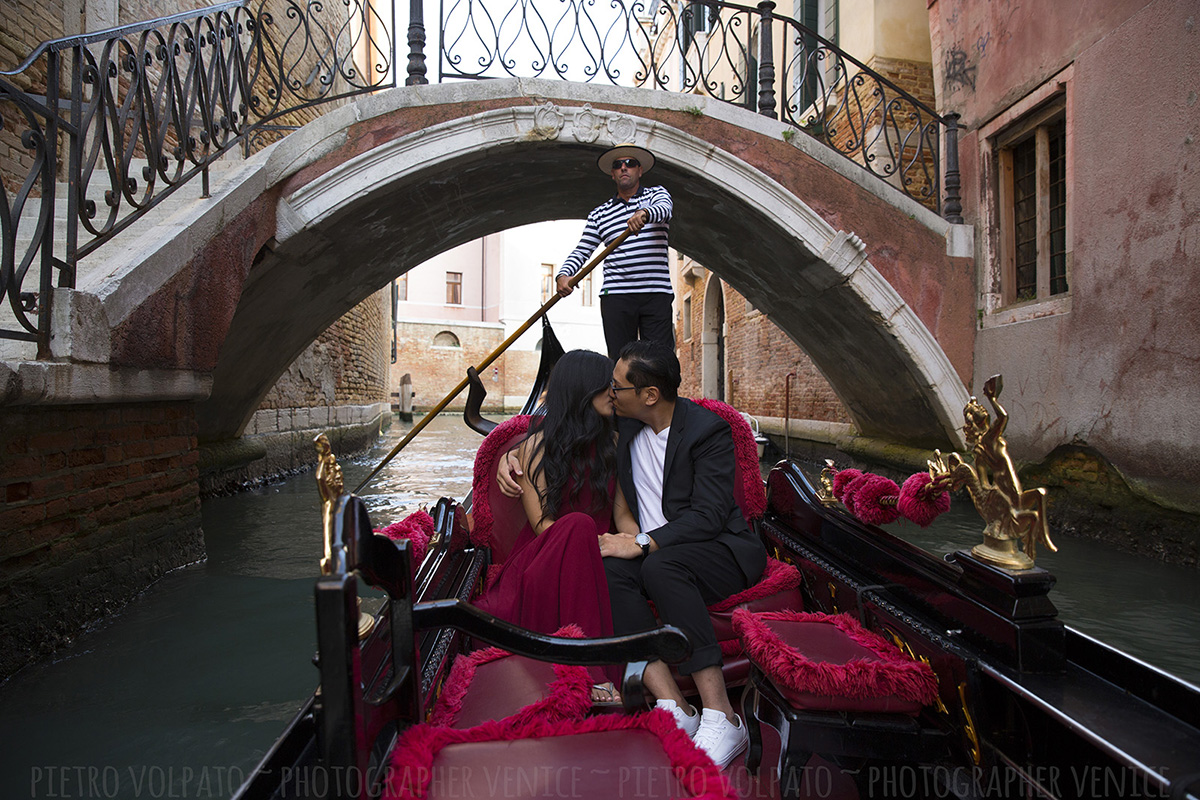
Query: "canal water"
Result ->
[[1, 415, 1197, 800]]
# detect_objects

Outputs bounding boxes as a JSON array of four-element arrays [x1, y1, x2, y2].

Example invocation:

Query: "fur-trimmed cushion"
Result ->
[[375, 510, 435, 566], [428, 625, 592, 730], [384, 709, 736, 800], [733, 609, 938, 714], [469, 415, 532, 572], [693, 398, 767, 524]]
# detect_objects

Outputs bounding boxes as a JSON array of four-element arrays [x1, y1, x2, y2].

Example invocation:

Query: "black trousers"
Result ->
[[604, 541, 751, 675], [600, 292, 675, 360]]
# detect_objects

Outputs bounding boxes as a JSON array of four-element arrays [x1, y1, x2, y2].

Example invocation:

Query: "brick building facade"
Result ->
[[0, 401, 204, 678], [674, 258, 851, 426]]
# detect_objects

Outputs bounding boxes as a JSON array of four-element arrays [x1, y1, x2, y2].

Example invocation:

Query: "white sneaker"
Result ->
[[693, 709, 749, 770], [655, 699, 701, 737]]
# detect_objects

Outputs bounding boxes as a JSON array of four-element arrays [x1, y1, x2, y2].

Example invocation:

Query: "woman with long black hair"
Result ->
[[474, 349, 636, 701]]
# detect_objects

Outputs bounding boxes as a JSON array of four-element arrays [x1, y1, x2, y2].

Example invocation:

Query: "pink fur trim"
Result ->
[[469, 415, 532, 550], [841, 473, 873, 514], [732, 609, 938, 705], [831, 468, 863, 500], [385, 709, 736, 799], [850, 476, 901, 526], [428, 625, 591, 728], [897, 472, 951, 527], [719, 638, 743, 657], [375, 511, 435, 566], [708, 558, 801, 612], [693, 399, 768, 522]]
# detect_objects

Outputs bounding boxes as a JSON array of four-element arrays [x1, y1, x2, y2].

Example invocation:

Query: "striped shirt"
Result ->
[[557, 185, 673, 296]]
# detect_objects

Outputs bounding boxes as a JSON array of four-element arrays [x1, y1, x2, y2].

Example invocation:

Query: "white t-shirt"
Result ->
[[631, 424, 670, 533]]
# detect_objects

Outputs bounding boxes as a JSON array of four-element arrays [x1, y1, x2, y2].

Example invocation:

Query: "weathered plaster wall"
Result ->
[[930, 0, 1200, 516], [839, 0, 931, 63]]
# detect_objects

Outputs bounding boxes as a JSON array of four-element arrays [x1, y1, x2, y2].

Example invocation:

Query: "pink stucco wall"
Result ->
[[930, 0, 1200, 512]]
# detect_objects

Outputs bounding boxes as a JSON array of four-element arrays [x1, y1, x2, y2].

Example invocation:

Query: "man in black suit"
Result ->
[[597, 340, 766, 769]]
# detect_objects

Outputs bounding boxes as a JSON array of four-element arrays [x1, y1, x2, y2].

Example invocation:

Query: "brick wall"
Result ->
[[390, 321, 540, 413], [676, 272, 850, 423], [261, 289, 390, 409], [0, 400, 204, 679]]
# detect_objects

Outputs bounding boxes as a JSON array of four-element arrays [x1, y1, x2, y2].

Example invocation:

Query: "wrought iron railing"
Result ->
[[433, 0, 961, 217], [1, 0, 394, 349], [3, 0, 962, 351]]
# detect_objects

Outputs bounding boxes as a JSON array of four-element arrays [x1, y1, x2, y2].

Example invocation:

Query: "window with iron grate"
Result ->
[[997, 108, 1070, 306]]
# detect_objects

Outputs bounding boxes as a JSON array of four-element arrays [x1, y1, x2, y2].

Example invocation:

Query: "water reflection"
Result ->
[[0, 415, 487, 800]]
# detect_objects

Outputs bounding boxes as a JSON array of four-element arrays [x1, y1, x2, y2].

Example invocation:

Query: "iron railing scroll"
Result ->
[[1, 0, 395, 350], [435, 0, 961, 218]]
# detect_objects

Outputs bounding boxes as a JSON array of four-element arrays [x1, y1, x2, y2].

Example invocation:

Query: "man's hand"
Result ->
[[599, 532, 646, 559], [626, 209, 650, 234], [496, 450, 523, 497], [555, 275, 574, 297]]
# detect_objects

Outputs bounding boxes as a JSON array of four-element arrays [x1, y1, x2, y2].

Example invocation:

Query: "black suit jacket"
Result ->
[[616, 398, 767, 584]]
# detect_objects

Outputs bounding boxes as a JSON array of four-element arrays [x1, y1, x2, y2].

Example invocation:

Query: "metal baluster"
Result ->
[[756, 1, 776, 119], [407, 0, 428, 85], [942, 112, 963, 223]]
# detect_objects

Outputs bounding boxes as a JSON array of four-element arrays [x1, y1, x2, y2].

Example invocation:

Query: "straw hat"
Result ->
[[597, 143, 655, 174]]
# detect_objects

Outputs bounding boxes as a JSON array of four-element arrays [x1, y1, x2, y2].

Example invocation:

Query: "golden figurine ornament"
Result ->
[[315, 434, 344, 575], [934, 375, 1057, 570]]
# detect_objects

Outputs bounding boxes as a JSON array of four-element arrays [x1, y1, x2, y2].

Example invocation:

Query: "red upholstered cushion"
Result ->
[[429, 626, 592, 729], [469, 415, 532, 566], [385, 710, 737, 800], [732, 610, 939, 715], [707, 558, 803, 644], [692, 398, 767, 525]]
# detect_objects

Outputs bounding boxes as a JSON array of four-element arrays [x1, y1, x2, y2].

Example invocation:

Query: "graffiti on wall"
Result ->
[[945, 46, 978, 91]]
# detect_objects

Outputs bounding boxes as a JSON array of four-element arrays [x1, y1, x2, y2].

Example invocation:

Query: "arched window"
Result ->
[[433, 331, 461, 348]]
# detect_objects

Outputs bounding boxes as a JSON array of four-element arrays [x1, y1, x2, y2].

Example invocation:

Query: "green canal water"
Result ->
[[0, 416, 1196, 799]]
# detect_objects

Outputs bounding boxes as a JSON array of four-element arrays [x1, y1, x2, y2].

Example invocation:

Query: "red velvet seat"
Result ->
[[384, 709, 737, 800], [733, 609, 947, 798], [428, 628, 594, 730]]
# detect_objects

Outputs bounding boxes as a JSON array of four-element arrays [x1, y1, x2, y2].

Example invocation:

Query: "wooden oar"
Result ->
[[352, 229, 631, 494]]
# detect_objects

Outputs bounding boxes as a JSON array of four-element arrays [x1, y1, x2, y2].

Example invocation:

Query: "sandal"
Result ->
[[591, 682, 622, 706]]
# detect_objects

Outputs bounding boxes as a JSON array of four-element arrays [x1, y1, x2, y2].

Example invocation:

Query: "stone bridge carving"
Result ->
[[35, 79, 977, 450]]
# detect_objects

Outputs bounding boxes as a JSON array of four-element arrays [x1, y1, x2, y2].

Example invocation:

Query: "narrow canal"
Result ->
[[1, 414, 1197, 799]]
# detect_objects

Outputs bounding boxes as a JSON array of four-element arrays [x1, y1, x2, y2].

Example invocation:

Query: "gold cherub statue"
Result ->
[[315, 434, 344, 575], [936, 375, 1057, 570]]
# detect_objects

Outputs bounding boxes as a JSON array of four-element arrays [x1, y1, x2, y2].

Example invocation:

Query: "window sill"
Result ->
[[981, 294, 1071, 329]]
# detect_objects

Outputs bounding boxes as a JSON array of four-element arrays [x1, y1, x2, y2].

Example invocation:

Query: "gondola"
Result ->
[[233, 322, 1200, 800]]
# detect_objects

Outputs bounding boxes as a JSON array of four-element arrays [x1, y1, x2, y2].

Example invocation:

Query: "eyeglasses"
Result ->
[[611, 158, 640, 170], [610, 379, 636, 393]]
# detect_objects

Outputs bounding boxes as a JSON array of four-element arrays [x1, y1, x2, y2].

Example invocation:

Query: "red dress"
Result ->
[[474, 479, 615, 671]]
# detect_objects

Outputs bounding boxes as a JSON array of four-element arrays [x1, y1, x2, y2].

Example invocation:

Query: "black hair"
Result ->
[[617, 339, 680, 402], [526, 350, 616, 524]]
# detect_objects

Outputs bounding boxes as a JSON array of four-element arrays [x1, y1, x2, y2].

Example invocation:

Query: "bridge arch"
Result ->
[[186, 80, 972, 448]]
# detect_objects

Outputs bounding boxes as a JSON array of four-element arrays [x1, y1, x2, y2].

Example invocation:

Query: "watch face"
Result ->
[[635, 533, 650, 546]]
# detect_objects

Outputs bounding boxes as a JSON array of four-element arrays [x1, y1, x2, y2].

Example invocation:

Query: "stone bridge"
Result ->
[[29, 78, 977, 450], [0, 77, 980, 676]]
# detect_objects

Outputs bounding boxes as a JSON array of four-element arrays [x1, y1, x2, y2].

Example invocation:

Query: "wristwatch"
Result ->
[[635, 533, 652, 558]]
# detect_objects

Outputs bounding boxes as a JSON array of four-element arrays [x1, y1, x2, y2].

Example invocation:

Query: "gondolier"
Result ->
[[556, 144, 675, 360]]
